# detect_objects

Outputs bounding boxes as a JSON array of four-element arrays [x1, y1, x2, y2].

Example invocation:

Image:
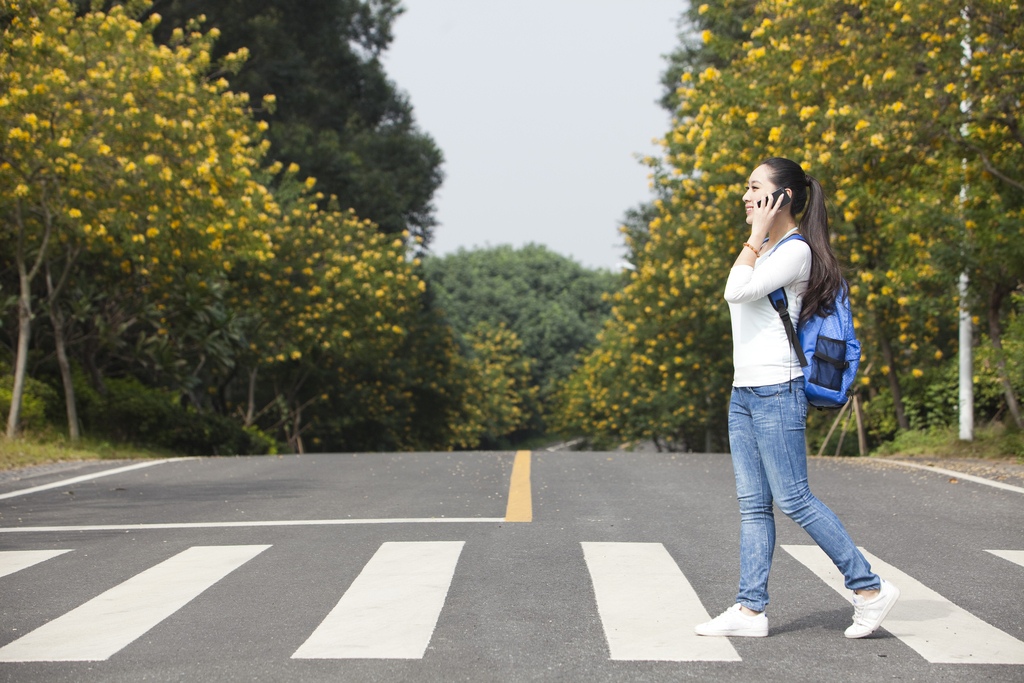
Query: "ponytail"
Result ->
[[758, 157, 846, 323]]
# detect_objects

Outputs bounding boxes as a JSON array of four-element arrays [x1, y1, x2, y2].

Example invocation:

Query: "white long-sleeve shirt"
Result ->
[[724, 233, 812, 387]]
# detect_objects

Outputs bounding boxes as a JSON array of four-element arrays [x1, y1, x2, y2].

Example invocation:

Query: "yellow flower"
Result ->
[[702, 30, 712, 44], [58, 137, 72, 147], [14, 184, 29, 196], [791, 60, 804, 73], [144, 154, 161, 165], [855, 120, 870, 131], [911, 369, 923, 378], [745, 111, 759, 126], [68, 208, 82, 218], [290, 350, 301, 360], [287, 162, 300, 173]]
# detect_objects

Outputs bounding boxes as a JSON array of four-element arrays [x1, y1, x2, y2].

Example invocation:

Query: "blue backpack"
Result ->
[[766, 234, 860, 409]]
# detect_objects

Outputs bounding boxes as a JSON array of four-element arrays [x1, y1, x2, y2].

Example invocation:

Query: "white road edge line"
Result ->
[[872, 458, 1024, 494], [0, 518, 506, 533], [0, 459, 196, 501]]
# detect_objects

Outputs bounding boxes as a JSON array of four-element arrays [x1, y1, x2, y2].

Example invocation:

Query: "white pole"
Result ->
[[959, 271, 973, 441]]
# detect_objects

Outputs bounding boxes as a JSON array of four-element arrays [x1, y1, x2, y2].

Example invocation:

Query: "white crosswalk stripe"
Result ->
[[0, 550, 72, 579], [2, 542, 1023, 665], [292, 541, 465, 659], [783, 544, 1024, 664], [0, 545, 269, 662], [581, 542, 740, 661], [986, 549, 1024, 569]]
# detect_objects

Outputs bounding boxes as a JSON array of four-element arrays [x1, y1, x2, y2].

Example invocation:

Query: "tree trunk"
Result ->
[[82, 341, 108, 395], [7, 290, 32, 439], [48, 295, 79, 441], [245, 367, 258, 427], [6, 199, 52, 439], [879, 333, 910, 431], [46, 262, 79, 441], [987, 286, 1024, 429], [854, 395, 867, 456], [292, 402, 305, 454]]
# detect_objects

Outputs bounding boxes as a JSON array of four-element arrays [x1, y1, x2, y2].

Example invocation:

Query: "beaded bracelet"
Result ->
[[742, 242, 759, 255]]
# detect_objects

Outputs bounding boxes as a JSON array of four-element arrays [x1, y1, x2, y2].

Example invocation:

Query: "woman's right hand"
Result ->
[[748, 189, 788, 245]]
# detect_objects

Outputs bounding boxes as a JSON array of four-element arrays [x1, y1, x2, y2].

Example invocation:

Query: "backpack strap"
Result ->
[[768, 287, 809, 367], [765, 234, 809, 368]]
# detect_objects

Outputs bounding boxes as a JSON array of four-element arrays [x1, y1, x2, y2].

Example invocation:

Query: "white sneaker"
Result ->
[[845, 579, 900, 639], [695, 603, 769, 637]]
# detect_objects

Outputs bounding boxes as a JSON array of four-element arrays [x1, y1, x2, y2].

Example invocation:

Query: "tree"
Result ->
[[559, 0, 1024, 451], [145, 0, 444, 245], [0, 0, 270, 438], [422, 244, 619, 410]]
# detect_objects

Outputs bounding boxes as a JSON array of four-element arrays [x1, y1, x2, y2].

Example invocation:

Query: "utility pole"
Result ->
[[958, 11, 973, 442], [959, 272, 973, 441]]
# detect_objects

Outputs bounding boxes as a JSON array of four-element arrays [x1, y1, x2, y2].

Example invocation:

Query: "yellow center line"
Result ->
[[504, 450, 532, 522]]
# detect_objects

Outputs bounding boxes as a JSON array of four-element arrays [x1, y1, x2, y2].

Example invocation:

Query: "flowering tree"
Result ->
[[558, 0, 1024, 450], [0, 0, 272, 437]]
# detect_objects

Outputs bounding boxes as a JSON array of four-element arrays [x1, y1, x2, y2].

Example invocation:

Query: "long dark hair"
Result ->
[[759, 157, 845, 322]]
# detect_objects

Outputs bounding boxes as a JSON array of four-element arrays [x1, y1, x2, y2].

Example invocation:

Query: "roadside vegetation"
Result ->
[[553, 0, 1024, 461], [1, 1, 614, 466], [2, 0, 1021, 469]]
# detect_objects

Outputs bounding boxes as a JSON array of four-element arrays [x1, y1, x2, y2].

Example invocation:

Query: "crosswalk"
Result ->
[[1, 542, 1022, 665]]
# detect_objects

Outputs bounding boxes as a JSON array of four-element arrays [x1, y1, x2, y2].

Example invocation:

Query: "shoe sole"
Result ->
[[695, 628, 768, 638], [845, 584, 901, 639]]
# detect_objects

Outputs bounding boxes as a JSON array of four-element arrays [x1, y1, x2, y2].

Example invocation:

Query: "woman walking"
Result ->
[[695, 157, 899, 639]]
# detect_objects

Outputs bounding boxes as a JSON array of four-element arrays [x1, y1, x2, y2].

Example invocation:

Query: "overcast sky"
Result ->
[[383, 1, 685, 271]]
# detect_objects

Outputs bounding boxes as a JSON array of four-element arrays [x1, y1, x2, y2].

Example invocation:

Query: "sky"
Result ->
[[383, 1, 685, 271]]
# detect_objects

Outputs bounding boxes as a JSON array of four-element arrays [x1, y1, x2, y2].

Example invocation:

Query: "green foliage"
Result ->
[[73, 374, 275, 455], [454, 322, 538, 448], [873, 424, 1024, 462], [659, 0, 756, 112], [0, 376, 60, 431], [147, 0, 444, 244], [422, 244, 619, 403], [557, 0, 1024, 452]]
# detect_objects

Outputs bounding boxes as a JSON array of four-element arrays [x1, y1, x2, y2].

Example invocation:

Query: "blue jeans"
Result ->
[[729, 382, 879, 612]]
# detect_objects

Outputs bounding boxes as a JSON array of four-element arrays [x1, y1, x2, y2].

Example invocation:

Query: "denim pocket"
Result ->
[[750, 384, 784, 398], [785, 386, 808, 430]]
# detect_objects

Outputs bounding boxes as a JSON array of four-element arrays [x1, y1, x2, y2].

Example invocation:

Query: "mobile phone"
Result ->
[[756, 187, 791, 209]]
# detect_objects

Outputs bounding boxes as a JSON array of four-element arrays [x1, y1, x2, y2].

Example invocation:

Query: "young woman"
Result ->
[[694, 157, 899, 639]]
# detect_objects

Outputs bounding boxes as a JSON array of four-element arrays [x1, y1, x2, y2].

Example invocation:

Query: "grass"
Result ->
[[871, 422, 1024, 463], [0, 429, 175, 472]]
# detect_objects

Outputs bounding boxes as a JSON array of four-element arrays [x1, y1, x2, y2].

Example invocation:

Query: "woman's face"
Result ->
[[742, 165, 777, 225]]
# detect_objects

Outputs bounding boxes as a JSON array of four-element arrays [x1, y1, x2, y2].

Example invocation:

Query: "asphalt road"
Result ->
[[0, 451, 1021, 682]]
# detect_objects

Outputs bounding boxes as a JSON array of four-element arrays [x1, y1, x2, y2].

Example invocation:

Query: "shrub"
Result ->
[[77, 375, 275, 455], [0, 375, 61, 432]]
